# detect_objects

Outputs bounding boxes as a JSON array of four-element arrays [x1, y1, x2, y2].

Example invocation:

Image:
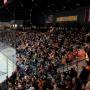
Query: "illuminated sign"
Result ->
[[4, 0, 8, 5], [56, 16, 77, 22]]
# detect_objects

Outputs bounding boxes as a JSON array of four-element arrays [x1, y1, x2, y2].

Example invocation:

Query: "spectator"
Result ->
[[79, 66, 89, 84], [0, 24, 89, 90], [85, 75, 90, 90]]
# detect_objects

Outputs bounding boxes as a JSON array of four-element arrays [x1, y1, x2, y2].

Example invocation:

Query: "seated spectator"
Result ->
[[85, 75, 90, 90]]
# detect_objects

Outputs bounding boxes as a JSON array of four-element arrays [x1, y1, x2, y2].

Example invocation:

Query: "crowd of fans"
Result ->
[[0, 24, 90, 90]]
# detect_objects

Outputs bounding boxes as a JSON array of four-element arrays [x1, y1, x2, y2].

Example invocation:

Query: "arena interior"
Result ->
[[0, 0, 90, 90]]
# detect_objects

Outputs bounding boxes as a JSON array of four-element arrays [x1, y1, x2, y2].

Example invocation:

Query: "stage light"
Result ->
[[4, 0, 8, 5]]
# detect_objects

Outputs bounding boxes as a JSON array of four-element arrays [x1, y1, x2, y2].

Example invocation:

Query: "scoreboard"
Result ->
[[56, 16, 77, 22]]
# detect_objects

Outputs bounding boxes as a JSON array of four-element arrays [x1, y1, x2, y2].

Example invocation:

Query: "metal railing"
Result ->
[[0, 42, 16, 90]]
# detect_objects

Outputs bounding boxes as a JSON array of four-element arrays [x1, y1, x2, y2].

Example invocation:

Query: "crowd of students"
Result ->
[[0, 25, 90, 90]]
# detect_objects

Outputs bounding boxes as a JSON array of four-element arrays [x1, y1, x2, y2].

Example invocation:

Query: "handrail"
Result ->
[[59, 58, 87, 73], [0, 42, 16, 63]]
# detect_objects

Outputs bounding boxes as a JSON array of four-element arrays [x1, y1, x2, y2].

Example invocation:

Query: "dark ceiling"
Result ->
[[15, 0, 90, 19], [0, 0, 90, 21]]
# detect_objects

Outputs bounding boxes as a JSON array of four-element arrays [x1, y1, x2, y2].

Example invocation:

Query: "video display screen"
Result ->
[[56, 16, 77, 22]]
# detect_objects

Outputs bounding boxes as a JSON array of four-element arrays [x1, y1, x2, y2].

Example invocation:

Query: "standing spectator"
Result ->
[[69, 68, 77, 79], [79, 66, 89, 84], [28, 83, 35, 90], [74, 77, 82, 90], [85, 75, 90, 90]]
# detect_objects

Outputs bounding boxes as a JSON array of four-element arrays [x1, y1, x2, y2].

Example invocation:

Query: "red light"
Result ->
[[4, 0, 8, 5]]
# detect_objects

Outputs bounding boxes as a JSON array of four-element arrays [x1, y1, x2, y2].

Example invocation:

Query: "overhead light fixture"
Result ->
[[35, 3, 37, 6], [63, 6, 66, 8], [51, 4, 55, 5], [62, 6, 66, 10], [4, 0, 8, 5], [30, 10, 32, 12], [76, 3, 80, 6], [67, 0, 70, 2], [48, 5, 50, 7]]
